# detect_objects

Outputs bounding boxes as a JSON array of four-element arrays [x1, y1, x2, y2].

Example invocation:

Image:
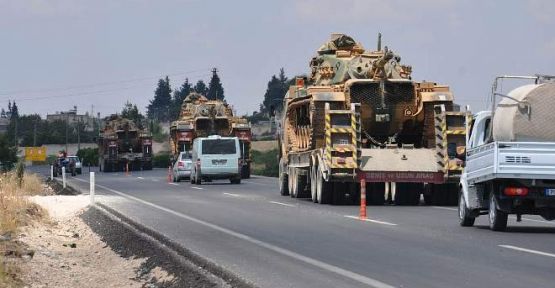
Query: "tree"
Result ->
[[207, 68, 225, 100], [9, 101, 19, 119], [193, 80, 207, 96], [262, 68, 289, 115], [121, 101, 144, 127], [147, 76, 172, 122], [0, 133, 17, 171], [170, 78, 192, 120]]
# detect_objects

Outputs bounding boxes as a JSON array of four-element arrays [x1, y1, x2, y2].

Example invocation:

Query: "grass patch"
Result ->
[[0, 170, 46, 287], [251, 149, 279, 177]]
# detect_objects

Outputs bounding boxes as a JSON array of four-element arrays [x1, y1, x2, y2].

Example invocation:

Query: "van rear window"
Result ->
[[202, 139, 236, 154]]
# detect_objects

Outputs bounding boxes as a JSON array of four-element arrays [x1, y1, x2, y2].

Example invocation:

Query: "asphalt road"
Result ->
[[32, 166, 555, 288]]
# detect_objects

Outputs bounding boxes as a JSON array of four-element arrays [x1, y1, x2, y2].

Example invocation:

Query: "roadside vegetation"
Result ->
[[0, 163, 45, 287], [251, 149, 279, 177]]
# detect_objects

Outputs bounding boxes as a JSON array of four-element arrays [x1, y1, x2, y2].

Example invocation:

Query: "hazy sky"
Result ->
[[1, 0, 554, 117]]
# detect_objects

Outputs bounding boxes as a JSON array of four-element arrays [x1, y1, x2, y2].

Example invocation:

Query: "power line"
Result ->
[[0, 68, 212, 96]]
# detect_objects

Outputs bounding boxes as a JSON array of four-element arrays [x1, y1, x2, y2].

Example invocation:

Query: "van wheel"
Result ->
[[488, 193, 507, 231], [458, 191, 475, 227], [230, 176, 241, 184]]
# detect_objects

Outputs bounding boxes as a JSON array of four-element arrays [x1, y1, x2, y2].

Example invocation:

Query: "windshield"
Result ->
[[201, 139, 236, 155], [180, 151, 192, 160]]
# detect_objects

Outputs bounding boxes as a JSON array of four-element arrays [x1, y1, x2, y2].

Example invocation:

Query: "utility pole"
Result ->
[[77, 119, 81, 152], [65, 112, 69, 153]]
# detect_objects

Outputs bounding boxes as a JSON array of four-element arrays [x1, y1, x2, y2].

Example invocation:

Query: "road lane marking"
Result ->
[[191, 187, 203, 190], [223, 192, 241, 197], [137, 177, 145, 179], [269, 201, 295, 207], [169, 183, 179, 186], [499, 245, 555, 259], [71, 177, 394, 288], [151, 179, 159, 182], [431, 206, 457, 211], [344, 215, 398, 226]]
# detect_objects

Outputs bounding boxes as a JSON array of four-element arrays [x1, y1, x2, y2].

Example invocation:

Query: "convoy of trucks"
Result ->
[[459, 75, 555, 230], [98, 115, 153, 172], [278, 33, 468, 205], [169, 92, 253, 178], [83, 32, 555, 231]]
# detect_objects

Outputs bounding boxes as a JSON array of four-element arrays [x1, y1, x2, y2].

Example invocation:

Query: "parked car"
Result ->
[[67, 156, 82, 174], [190, 135, 242, 185], [172, 151, 192, 182]]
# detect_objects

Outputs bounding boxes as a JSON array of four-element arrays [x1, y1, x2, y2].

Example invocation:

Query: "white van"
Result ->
[[190, 135, 242, 184]]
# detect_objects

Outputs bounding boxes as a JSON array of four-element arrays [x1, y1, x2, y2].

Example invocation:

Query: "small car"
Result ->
[[190, 135, 242, 185], [67, 156, 82, 174], [172, 151, 192, 182]]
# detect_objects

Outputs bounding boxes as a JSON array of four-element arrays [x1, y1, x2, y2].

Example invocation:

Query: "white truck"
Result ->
[[459, 75, 555, 231]]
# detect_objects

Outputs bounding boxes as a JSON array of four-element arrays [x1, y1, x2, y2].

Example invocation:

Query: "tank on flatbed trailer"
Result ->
[[98, 115, 152, 172], [169, 93, 252, 178], [278, 33, 468, 205]]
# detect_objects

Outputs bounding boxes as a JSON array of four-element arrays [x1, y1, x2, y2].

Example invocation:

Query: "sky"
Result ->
[[1, 0, 554, 118]]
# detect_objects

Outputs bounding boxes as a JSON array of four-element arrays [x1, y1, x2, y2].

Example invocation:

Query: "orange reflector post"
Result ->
[[504, 187, 529, 196], [359, 179, 367, 220]]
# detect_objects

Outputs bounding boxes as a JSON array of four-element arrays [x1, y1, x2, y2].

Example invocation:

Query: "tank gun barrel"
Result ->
[[373, 48, 394, 72]]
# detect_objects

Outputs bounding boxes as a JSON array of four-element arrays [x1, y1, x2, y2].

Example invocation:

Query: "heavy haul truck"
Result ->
[[169, 92, 253, 178], [98, 115, 153, 172], [278, 33, 469, 205]]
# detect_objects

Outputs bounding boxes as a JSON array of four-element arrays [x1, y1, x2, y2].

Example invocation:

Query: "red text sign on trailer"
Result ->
[[358, 171, 444, 184]]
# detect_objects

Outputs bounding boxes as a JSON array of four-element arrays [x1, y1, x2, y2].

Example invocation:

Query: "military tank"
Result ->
[[279, 33, 469, 205], [98, 115, 153, 172], [169, 93, 252, 178]]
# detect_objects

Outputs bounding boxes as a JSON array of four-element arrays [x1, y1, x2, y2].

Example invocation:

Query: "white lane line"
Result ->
[[137, 176, 145, 179], [223, 192, 241, 197], [169, 183, 179, 186], [71, 177, 394, 288], [499, 245, 555, 259], [191, 187, 203, 190], [269, 201, 295, 207], [431, 206, 457, 211], [344, 215, 398, 226]]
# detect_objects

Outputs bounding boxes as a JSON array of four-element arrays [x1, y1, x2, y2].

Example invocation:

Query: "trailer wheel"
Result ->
[[289, 168, 299, 198], [458, 191, 475, 227], [316, 169, 331, 204], [310, 163, 318, 203], [279, 160, 289, 196], [488, 193, 507, 231]]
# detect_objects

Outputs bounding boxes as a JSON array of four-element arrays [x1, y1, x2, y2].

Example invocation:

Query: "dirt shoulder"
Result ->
[[17, 195, 174, 288]]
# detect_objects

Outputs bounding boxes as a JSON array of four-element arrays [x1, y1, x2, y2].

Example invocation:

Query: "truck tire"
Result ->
[[458, 191, 475, 227], [310, 164, 318, 203], [279, 160, 289, 196], [488, 193, 508, 231], [316, 169, 331, 204], [367, 183, 385, 205]]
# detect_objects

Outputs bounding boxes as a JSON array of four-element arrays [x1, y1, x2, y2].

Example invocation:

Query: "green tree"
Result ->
[[0, 133, 17, 171], [207, 68, 225, 100], [147, 76, 172, 122], [193, 80, 207, 96], [170, 78, 192, 120], [121, 101, 144, 127], [262, 68, 288, 115]]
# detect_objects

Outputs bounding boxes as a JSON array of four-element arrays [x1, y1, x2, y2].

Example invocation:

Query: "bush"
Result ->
[[76, 147, 99, 166], [251, 149, 279, 177], [152, 153, 171, 168]]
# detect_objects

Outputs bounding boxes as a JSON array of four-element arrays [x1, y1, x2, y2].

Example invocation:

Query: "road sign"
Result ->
[[24, 147, 47, 162]]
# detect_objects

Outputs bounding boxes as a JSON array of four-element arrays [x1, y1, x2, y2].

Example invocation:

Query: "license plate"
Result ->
[[546, 188, 555, 196], [212, 159, 227, 165]]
